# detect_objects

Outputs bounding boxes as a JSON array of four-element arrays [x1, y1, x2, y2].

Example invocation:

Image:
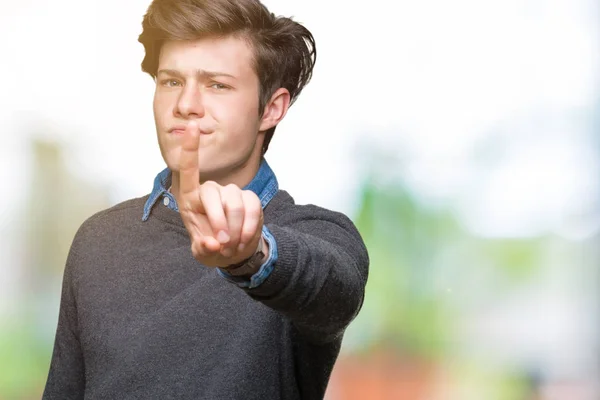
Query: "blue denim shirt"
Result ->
[[142, 159, 279, 289]]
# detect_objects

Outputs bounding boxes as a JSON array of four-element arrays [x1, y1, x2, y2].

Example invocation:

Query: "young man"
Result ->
[[43, 0, 369, 399]]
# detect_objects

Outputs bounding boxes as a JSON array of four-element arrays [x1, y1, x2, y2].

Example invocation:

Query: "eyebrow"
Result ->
[[157, 69, 236, 80]]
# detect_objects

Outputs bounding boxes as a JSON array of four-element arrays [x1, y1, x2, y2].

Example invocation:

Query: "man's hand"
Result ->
[[178, 121, 264, 268]]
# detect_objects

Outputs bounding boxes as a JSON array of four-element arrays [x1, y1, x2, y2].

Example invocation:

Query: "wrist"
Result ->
[[257, 235, 269, 264], [222, 235, 267, 277]]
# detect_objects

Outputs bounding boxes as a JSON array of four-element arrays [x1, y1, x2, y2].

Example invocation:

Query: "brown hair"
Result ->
[[138, 0, 316, 154]]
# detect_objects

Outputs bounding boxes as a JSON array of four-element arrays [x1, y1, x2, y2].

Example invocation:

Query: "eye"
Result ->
[[210, 83, 228, 90], [160, 79, 182, 87]]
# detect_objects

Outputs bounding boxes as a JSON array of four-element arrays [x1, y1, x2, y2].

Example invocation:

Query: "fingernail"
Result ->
[[237, 243, 245, 252], [217, 230, 230, 244]]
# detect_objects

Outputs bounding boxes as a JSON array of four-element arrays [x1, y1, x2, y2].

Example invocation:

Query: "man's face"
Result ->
[[153, 36, 265, 183]]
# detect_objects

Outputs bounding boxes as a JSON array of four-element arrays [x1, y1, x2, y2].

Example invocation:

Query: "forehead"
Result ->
[[158, 36, 255, 78]]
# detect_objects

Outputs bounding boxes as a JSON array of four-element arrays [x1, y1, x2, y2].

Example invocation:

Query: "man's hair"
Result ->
[[138, 0, 316, 154]]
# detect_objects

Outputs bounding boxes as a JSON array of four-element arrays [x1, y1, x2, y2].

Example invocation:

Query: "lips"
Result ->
[[168, 125, 187, 135], [168, 125, 211, 135]]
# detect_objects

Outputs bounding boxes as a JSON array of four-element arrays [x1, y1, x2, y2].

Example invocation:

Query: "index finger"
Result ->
[[179, 121, 201, 197]]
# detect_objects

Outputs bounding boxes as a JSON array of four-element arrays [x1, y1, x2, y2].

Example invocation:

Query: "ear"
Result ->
[[259, 88, 291, 132]]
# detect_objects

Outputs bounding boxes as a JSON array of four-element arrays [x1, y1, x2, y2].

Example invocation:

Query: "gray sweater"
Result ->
[[42, 189, 369, 400]]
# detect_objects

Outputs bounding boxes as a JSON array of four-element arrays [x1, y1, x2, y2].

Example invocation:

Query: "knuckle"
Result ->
[[227, 203, 244, 215], [242, 190, 260, 206], [247, 203, 262, 219], [242, 226, 255, 239], [199, 183, 213, 194], [222, 184, 241, 200]]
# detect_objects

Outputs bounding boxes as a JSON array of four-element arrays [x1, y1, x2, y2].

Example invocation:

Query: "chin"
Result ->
[[161, 148, 183, 172]]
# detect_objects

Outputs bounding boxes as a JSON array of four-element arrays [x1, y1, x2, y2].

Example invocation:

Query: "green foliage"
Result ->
[[347, 175, 545, 359], [348, 179, 458, 357], [478, 239, 545, 282], [0, 319, 50, 400]]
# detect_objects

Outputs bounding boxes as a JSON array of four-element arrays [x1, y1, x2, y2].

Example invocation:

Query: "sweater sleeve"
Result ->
[[42, 250, 85, 399], [244, 206, 369, 344]]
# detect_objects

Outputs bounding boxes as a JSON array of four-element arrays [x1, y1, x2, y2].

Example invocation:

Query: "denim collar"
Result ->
[[142, 158, 279, 221]]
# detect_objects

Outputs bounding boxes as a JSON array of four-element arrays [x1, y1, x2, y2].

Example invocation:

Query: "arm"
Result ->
[[244, 208, 369, 344], [42, 253, 85, 400], [172, 122, 368, 343]]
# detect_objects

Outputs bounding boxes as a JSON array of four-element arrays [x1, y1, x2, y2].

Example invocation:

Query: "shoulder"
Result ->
[[265, 190, 369, 276], [62, 195, 150, 279], [71, 195, 149, 245], [84, 195, 147, 226], [265, 190, 363, 241], [266, 190, 346, 220]]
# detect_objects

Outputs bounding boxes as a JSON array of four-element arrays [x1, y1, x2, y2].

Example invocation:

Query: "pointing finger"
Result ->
[[179, 121, 201, 198]]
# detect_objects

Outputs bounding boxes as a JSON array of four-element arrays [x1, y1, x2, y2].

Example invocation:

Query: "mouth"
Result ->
[[168, 125, 211, 136], [168, 125, 187, 136]]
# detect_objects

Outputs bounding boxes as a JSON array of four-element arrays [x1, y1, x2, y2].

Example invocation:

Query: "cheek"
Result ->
[[153, 98, 162, 123], [152, 90, 160, 112], [216, 95, 260, 130], [153, 93, 173, 119]]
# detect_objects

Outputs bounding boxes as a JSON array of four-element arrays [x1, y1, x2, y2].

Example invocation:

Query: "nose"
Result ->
[[174, 84, 205, 119]]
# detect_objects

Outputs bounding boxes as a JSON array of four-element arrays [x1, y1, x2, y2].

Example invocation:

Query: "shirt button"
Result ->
[[163, 197, 170, 206]]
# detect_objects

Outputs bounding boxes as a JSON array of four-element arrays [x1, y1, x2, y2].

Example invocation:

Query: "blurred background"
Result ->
[[1, 0, 599, 399]]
